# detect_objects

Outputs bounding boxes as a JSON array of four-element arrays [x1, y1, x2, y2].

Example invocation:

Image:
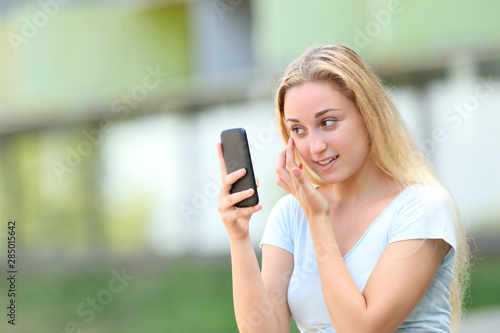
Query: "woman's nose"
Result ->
[[309, 131, 327, 155]]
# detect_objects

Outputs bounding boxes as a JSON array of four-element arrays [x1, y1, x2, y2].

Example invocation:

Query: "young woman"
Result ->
[[217, 45, 468, 333]]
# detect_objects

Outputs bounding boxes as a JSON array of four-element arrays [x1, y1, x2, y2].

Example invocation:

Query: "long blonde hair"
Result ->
[[276, 45, 469, 330]]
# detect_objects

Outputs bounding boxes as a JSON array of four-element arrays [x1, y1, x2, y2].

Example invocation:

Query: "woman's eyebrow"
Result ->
[[286, 108, 341, 123], [314, 108, 341, 118]]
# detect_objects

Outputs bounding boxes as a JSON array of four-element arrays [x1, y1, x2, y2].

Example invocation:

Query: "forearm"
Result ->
[[229, 237, 282, 333], [307, 214, 372, 333]]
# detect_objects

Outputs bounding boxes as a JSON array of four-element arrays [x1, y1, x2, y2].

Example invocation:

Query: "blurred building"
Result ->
[[1, 0, 499, 258]]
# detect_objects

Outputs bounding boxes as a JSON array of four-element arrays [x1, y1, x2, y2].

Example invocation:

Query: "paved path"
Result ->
[[458, 307, 500, 332]]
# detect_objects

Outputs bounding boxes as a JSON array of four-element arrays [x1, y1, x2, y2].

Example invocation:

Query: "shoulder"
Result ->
[[270, 193, 303, 216], [266, 193, 307, 235], [261, 194, 302, 253], [389, 184, 458, 251], [398, 184, 455, 216]]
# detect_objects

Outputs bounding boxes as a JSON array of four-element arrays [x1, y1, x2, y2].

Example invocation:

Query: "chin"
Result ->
[[310, 170, 345, 185]]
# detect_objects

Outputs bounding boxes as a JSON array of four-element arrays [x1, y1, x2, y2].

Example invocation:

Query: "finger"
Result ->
[[276, 148, 292, 186], [286, 138, 298, 170], [291, 167, 301, 177], [219, 168, 246, 199], [219, 186, 253, 211], [255, 177, 259, 188], [289, 164, 316, 197], [227, 188, 255, 207], [217, 142, 228, 178], [221, 204, 262, 221], [236, 203, 262, 217], [276, 174, 292, 193], [289, 157, 305, 182], [219, 188, 258, 212], [277, 147, 287, 170]]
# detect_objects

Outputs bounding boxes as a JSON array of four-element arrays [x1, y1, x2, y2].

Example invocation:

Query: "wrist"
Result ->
[[306, 212, 333, 238], [306, 211, 330, 224], [228, 234, 253, 247]]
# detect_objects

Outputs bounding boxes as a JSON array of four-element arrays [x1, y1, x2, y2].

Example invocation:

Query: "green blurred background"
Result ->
[[1, 0, 500, 332]]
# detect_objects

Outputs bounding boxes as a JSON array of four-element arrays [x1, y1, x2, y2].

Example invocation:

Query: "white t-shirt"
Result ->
[[260, 184, 457, 333]]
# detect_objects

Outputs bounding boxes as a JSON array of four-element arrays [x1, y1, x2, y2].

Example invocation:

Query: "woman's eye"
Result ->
[[291, 126, 305, 135], [322, 118, 336, 127]]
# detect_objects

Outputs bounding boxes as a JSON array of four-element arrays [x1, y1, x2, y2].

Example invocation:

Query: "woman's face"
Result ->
[[283, 82, 371, 184]]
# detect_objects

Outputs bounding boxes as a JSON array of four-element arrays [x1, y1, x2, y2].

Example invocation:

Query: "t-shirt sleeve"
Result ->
[[259, 194, 295, 254], [389, 185, 458, 262]]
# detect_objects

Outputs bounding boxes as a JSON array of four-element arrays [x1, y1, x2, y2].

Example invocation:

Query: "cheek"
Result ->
[[321, 129, 352, 157], [328, 134, 349, 153], [342, 127, 370, 160], [338, 117, 369, 147]]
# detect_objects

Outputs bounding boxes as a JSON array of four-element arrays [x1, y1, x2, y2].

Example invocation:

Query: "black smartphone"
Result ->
[[220, 128, 259, 208]]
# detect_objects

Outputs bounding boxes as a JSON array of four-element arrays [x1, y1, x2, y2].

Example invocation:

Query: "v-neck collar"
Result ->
[[341, 185, 416, 260]]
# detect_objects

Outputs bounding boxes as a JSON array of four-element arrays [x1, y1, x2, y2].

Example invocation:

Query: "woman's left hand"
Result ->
[[276, 138, 330, 219]]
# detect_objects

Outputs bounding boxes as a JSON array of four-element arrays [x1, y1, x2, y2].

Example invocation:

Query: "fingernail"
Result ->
[[292, 168, 300, 176]]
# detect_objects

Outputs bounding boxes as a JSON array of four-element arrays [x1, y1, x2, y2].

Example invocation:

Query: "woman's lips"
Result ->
[[316, 155, 339, 170]]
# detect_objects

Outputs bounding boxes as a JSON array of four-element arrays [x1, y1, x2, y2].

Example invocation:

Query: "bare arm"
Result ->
[[217, 143, 292, 333], [308, 214, 449, 333], [261, 244, 294, 332], [229, 241, 293, 332]]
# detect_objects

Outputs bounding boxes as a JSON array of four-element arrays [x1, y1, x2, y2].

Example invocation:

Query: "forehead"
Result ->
[[283, 82, 352, 118]]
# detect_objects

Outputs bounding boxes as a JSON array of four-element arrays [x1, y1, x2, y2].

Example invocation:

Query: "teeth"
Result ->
[[318, 157, 335, 166]]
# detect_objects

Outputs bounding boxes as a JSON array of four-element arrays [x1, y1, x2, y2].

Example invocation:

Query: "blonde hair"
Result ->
[[276, 45, 469, 330]]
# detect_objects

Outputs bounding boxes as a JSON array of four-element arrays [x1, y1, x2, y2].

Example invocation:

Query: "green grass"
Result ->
[[465, 257, 500, 311], [2, 256, 499, 333], [6, 259, 240, 333]]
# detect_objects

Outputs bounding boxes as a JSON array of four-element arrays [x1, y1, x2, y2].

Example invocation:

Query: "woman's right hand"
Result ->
[[217, 142, 262, 241]]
